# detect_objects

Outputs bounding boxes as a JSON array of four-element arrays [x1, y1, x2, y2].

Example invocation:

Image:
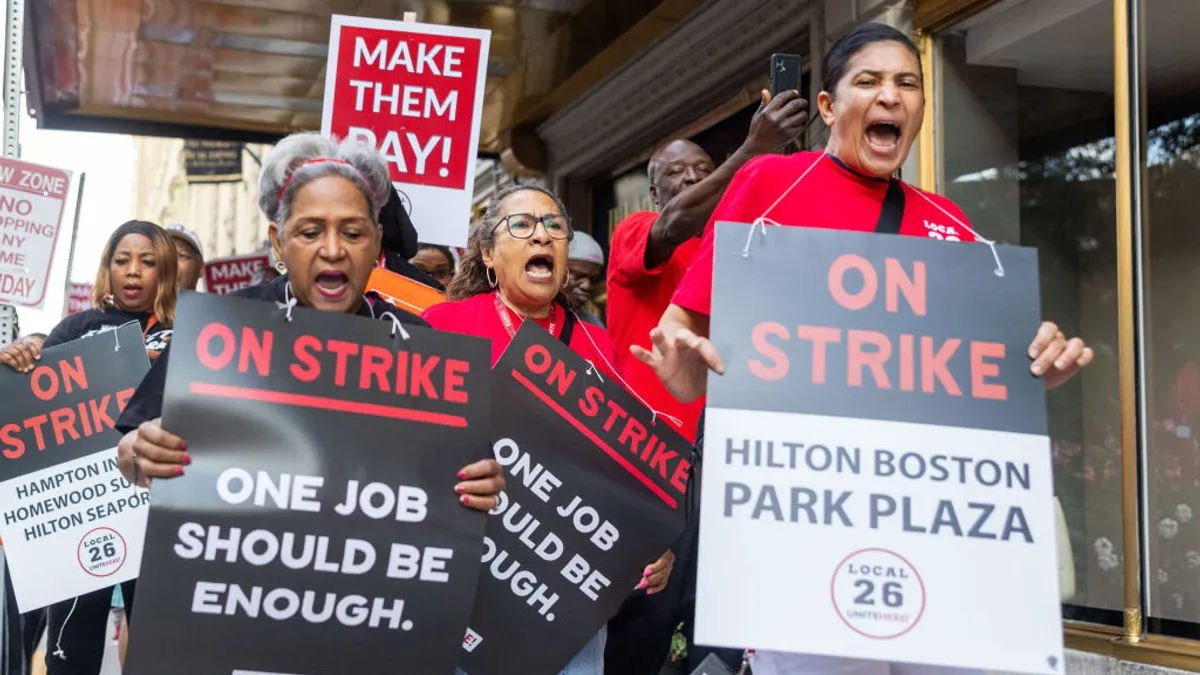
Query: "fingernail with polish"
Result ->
[[180, 442, 188, 451], [175, 467, 185, 476], [455, 485, 465, 494], [643, 567, 653, 577], [182, 454, 192, 466], [636, 580, 648, 590], [460, 495, 471, 505], [458, 471, 467, 480]]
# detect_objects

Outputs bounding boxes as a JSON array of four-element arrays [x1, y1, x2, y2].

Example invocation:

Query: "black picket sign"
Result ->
[[125, 293, 492, 675], [458, 323, 689, 675]]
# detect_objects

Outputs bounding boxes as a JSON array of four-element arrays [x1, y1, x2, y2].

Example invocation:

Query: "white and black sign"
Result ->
[[125, 293, 492, 675], [458, 324, 688, 675], [695, 224, 1063, 674], [0, 323, 150, 610]]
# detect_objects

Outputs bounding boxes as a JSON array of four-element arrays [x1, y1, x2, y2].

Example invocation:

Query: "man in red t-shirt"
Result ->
[[603, 90, 808, 675], [606, 90, 809, 445]]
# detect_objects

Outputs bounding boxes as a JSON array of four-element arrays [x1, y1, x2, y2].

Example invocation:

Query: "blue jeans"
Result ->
[[456, 626, 606, 675]]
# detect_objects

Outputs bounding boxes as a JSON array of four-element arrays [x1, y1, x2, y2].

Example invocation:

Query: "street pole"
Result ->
[[3, 0, 23, 158], [59, 172, 86, 318]]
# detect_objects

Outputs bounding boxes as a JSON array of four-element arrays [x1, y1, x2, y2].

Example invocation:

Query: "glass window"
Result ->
[[1145, 0, 1200, 638], [937, 0, 1124, 620]]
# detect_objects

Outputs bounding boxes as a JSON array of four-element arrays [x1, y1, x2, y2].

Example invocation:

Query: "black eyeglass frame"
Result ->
[[491, 213, 575, 241]]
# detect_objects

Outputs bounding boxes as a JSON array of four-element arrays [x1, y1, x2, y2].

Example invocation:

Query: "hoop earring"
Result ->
[[275, 261, 287, 274], [486, 267, 497, 288], [104, 294, 114, 307]]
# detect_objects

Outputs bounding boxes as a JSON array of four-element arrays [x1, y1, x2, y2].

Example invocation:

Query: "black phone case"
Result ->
[[770, 53, 802, 96]]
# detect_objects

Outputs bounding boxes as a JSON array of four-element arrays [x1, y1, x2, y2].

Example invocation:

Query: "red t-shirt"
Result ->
[[672, 151, 979, 316], [422, 291, 622, 379], [606, 211, 704, 441]]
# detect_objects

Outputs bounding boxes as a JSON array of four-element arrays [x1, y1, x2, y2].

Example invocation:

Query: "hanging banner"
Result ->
[[321, 15, 491, 248], [695, 224, 1063, 674], [0, 158, 72, 309], [66, 282, 93, 315], [203, 252, 269, 295], [0, 323, 150, 611], [125, 293, 492, 675], [183, 141, 245, 183], [459, 323, 689, 675]]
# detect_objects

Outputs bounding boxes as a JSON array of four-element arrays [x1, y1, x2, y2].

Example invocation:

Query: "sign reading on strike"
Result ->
[[322, 15, 490, 248], [126, 293, 492, 675], [0, 158, 71, 309], [459, 323, 688, 675], [0, 323, 151, 611], [66, 283, 93, 315], [203, 253, 269, 295], [695, 224, 1063, 674]]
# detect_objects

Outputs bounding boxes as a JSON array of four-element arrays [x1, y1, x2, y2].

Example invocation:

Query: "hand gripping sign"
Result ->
[[0, 157, 71, 309], [695, 224, 1064, 675], [322, 15, 491, 249], [459, 323, 689, 675], [125, 293, 492, 675], [0, 323, 150, 611]]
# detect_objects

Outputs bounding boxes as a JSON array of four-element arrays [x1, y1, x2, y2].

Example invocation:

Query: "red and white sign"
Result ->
[[0, 158, 71, 309], [66, 282, 93, 315], [322, 15, 490, 248], [203, 253, 269, 295]]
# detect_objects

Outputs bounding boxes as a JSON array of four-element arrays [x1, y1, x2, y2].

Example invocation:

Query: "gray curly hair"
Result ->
[[258, 132, 392, 226]]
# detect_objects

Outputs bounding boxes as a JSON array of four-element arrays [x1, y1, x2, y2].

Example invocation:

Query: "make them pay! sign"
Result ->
[[0, 157, 71, 309], [322, 16, 490, 249], [696, 224, 1063, 675]]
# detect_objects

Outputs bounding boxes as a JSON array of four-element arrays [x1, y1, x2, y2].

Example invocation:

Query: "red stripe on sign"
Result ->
[[189, 382, 468, 428], [511, 369, 677, 509]]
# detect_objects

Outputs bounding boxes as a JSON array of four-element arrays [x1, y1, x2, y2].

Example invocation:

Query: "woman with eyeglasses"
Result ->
[[423, 184, 675, 675]]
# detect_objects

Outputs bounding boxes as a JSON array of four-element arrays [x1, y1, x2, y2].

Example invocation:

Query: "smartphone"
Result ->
[[769, 53, 803, 98]]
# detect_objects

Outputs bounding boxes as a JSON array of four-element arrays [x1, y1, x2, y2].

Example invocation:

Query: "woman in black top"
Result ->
[[0, 219, 178, 675]]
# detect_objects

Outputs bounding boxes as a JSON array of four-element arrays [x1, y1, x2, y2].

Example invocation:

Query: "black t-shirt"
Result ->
[[115, 276, 429, 433], [44, 307, 173, 352]]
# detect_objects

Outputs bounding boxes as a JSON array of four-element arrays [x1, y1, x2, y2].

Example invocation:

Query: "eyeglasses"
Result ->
[[493, 213, 572, 241]]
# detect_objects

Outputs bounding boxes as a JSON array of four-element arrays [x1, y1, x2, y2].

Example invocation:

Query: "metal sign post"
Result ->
[[3, 0, 23, 158], [58, 173, 87, 318]]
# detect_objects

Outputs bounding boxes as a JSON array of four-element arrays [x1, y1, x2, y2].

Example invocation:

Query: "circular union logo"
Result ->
[[830, 547, 926, 640], [77, 527, 127, 578]]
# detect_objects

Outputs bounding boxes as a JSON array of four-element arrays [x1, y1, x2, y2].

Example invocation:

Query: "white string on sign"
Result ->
[[742, 152, 830, 258], [380, 311, 412, 341]]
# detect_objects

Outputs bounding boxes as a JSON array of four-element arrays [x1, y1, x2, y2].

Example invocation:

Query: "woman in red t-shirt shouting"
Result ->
[[423, 184, 675, 675], [636, 22, 1093, 675]]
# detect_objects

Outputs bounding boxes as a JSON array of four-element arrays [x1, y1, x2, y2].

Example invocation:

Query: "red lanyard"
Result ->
[[494, 291, 557, 339], [143, 316, 158, 339]]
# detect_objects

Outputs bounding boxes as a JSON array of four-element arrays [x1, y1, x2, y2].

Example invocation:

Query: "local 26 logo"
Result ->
[[830, 548, 925, 639], [77, 527, 127, 577]]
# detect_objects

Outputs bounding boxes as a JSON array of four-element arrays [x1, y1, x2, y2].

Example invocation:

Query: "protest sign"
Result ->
[[125, 292, 492, 675], [0, 323, 150, 611], [203, 252, 269, 295], [0, 157, 71, 309], [459, 323, 689, 675], [66, 282, 93, 315], [695, 224, 1062, 674], [322, 15, 490, 248]]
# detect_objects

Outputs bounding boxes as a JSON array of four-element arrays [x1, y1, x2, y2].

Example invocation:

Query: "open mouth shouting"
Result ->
[[865, 119, 903, 158], [314, 269, 349, 300], [121, 282, 145, 302], [524, 252, 556, 284]]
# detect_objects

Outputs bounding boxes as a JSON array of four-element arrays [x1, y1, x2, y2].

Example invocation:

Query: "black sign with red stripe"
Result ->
[[125, 293, 492, 675], [458, 322, 689, 675]]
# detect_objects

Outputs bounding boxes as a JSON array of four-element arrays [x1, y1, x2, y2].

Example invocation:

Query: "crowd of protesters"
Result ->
[[0, 22, 1094, 675]]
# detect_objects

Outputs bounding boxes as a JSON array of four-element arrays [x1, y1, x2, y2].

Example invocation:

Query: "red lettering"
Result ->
[[30, 365, 57, 401], [360, 346, 393, 392], [239, 328, 273, 376], [798, 326, 841, 384], [670, 457, 691, 494], [24, 415, 47, 451], [848, 330, 891, 389], [76, 402, 93, 436], [444, 359, 469, 404], [578, 386, 603, 417], [617, 417, 647, 457], [547, 361, 575, 397], [1, 423, 23, 459], [327, 340, 360, 387], [89, 395, 114, 431], [50, 408, 80, 445], [603, 400, 628, 432], [885, 259, 926, 316], [411, 355, 439, 399], [394, 351, 410, 395], [116, 388, 135, 413], [60, 356, 88, 393], [291, 336, 322, 382], [971, 342, 1006, 400], [198, 322, 236, 371], [749, 322, 790, 381], [525, 345, 551, 374], [921, 337, 961, 396], [640, 436, 657, 462], [828, 254, 876, 310], [648, 443, 678, 479], [899, 334, 914, 391]]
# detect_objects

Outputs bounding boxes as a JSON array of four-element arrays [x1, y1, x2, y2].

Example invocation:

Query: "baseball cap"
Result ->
[[165, 223, 204, 261], [568, 231, 604, 266]]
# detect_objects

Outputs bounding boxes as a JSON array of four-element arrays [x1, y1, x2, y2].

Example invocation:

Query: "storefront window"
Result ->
[[1144, 0, 1200, 637], [937, 1, 1123, 619]]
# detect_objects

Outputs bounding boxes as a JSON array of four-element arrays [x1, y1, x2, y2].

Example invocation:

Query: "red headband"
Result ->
[[276, 158, 371, 210]]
